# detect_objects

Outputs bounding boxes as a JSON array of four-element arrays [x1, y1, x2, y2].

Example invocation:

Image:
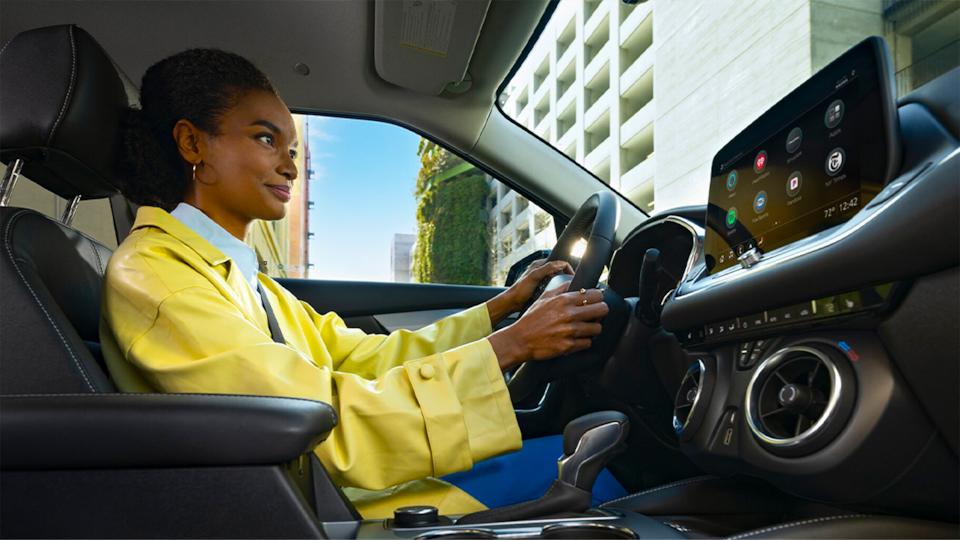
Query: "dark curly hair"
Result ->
[[117, 48, 278, 210]]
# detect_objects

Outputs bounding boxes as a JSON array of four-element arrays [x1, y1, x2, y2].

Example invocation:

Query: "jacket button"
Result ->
[[420, 364, 436, 380]]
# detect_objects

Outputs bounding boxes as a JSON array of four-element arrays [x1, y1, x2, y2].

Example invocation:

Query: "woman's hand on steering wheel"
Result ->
[[485, 260, 574, 325], [487, 286, 608, 373]]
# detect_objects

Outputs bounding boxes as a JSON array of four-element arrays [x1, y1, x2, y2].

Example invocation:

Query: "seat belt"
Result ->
[[257, 281, 286, 344]]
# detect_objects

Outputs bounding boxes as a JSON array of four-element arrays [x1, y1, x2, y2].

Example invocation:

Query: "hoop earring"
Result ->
[[192, 163, 197, 183]]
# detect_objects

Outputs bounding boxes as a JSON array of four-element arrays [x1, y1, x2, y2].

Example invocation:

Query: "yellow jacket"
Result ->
[[99, 207, 522, 517]]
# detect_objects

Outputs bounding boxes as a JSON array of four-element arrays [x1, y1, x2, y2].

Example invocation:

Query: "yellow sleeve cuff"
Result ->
[[404, 339, 521, 477]]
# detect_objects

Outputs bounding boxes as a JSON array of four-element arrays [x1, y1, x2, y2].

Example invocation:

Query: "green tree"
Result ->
[[412, 140, 489, 285]]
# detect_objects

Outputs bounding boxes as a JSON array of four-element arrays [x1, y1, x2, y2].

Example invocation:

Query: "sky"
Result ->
[[304, 116, 422, 282]]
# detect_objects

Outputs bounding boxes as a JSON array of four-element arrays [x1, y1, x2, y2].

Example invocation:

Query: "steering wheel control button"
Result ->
[[726, 207, 738, 229], [786, 171, 803, 197], [825, 147, 845, 176], [825, 99, 845, 128], [419, 364, 436, 380], [726, 170, 738, 191], [753, 150, 768, 173], [738, 248, 762, 269], [394, 506, 440, 528], [786, 127, 802, 153]]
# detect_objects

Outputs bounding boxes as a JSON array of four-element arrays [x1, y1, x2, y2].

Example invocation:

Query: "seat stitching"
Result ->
[[0, 36, 15, 56], [726, 514, 870, 540], [89, 237, 104, 276], [4, 209, 96, 392], [600, 476, 718, 507], [47, 25, 77, 146]]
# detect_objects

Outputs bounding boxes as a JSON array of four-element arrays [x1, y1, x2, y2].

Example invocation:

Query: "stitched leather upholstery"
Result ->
[[0, 24, 136, 199], [0, 208, 115, 393], [0, 24, 133, 394]]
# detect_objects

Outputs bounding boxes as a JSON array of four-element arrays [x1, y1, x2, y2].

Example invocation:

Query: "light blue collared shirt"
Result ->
[[169, 202, 262, 305]]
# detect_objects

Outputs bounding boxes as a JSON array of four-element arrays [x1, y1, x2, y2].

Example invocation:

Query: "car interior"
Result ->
[[1, 1, 958, 539]]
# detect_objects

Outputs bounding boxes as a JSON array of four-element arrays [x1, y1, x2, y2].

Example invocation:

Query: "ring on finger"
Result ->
[[582, 299, 589, 305], [579, 288, 586, 295]]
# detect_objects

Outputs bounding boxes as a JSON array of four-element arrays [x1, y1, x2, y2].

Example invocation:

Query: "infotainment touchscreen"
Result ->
[[704, 37, 900, 274]]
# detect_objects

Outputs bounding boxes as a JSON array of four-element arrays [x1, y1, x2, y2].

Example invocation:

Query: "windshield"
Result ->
[[497, 0, 959, 214]]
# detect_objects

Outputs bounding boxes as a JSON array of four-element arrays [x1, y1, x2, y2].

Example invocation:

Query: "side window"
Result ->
[[1, 164, 119, 250], [252, 114, 557, 286]]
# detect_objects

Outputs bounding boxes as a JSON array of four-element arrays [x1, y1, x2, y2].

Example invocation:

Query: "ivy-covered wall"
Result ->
[[412, 140, 490, 285]]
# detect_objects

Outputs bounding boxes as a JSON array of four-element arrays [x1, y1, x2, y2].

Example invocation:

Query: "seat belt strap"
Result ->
[[257, 280, 286, 344]]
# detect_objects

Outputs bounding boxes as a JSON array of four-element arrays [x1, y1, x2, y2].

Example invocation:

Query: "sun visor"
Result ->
[[375, 0, 491, 95]]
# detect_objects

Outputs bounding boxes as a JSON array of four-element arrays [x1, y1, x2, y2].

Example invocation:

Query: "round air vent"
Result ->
[[745, 345, 856, 457], [673, 359, 707, 439]]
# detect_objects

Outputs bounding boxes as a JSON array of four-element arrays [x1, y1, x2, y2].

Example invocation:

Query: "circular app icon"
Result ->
[[726, 170, 738, 191], [754, 190, 768, 214], [825, 99, 845, 128], [786, 171, 803, 197], [825, 148, 846, 176], [754, 150, 768, 173], [737, 244, 745, 256], [786, 127, 802, 153], [726, 207, 738, 229], [757, 235, 766, 248]]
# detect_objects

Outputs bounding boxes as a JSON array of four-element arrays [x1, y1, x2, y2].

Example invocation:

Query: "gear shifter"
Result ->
[[558, 411, 630, 492], [457, 411, 630, 525]]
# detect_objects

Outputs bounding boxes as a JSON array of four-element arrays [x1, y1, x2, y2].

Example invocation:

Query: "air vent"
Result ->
[[673, 359, 706, 435], [745, 345, 856, 457]]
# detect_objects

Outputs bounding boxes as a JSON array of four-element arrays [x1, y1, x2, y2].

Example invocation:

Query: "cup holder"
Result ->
[[414, 523, 637, 540]]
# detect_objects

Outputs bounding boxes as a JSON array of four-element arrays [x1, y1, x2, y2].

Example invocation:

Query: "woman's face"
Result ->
[[197, 90, 299, 224]]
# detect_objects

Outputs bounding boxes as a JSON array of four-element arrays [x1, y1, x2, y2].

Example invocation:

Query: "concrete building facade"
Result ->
[[391, 233, 415, 283], [500, 0, 959, 213]]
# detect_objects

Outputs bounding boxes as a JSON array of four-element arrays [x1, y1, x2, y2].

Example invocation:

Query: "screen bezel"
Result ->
[[704, 37, 901, 275]]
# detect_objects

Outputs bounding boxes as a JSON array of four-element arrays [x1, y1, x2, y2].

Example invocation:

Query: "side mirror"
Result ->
[[504, 250, 551, 286]]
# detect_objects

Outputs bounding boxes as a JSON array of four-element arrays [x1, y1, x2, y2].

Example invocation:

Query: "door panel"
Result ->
[[275, 279, 505, 320]]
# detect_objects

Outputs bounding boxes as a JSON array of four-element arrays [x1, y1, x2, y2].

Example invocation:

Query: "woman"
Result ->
[[99, 48, 612, 518]]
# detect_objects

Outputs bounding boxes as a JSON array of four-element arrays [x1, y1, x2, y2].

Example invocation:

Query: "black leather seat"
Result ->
[[0, 24, 133, 394], [0, 25, 353, 538]]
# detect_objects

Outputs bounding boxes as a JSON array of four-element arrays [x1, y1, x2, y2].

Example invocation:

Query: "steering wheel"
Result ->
[[507, 191, 620, 404]]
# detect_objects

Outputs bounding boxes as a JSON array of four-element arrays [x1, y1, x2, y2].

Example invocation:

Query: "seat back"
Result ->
[[1, 208, 116, 393], [0, 24, 137, 394]]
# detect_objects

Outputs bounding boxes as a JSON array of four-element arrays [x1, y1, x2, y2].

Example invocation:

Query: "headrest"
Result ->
[[0, 25, 138, 199]]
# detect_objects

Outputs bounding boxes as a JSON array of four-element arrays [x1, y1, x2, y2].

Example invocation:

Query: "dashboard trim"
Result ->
[[676, 145, 960, 300], [744, 346, 843, 448]]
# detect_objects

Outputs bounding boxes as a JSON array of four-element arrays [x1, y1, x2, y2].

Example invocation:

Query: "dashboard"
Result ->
[[600, 43, 959, 524]]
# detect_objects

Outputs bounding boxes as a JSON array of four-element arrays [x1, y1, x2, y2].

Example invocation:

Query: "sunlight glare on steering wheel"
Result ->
[[570, 238, 588, 259]]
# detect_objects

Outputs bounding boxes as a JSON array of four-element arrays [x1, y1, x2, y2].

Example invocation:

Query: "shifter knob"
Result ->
[[558, 411, 630, 492]]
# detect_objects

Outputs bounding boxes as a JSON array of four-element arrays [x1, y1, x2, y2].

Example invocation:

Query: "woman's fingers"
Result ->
[[570, 322, 603, 337], [576, 302, 610, 320], [541, 281, 571, 300], [568, 338, 593, 355], [562, 288, 604, 305]]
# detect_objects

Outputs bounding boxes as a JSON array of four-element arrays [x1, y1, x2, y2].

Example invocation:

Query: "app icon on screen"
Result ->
[[726, 170, 738, 191], [825, 99, 845, 128], [726, 207, 738, 228], [754, 151, 768, 173], [786, 171, 803, 197], [786, 127, 802, 153], [825, 148, 846, 176], [754, 190, 768, 214]]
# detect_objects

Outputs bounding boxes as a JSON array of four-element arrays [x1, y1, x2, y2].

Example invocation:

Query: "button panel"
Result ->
[[677, 283, 896, 346]]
